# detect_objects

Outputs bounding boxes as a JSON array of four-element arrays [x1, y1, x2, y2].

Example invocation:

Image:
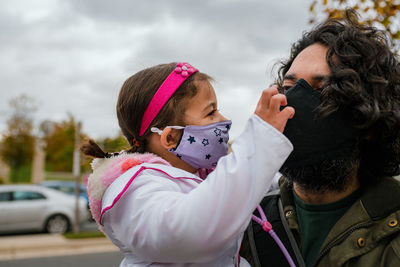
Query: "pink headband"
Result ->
[[139, 62, 199, 136]]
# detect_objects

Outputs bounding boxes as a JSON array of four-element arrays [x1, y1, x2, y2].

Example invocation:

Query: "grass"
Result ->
[[45, 171, 75, 181], [63, 231, 106, 239], [9, 165, 32, 183]]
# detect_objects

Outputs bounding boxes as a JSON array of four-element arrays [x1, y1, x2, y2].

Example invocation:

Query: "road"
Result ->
[[0, 219, 121, 265], [0, 251, 124, 267]]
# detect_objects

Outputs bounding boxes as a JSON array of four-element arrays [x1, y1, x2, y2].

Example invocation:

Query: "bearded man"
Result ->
[[241, 10, 400, 267]]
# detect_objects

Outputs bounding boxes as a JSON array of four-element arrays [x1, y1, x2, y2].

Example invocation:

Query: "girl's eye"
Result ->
[[208, 109, 218, 116]]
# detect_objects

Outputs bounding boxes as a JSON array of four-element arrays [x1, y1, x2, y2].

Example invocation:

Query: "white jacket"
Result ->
[[88, 115, 293, 266]]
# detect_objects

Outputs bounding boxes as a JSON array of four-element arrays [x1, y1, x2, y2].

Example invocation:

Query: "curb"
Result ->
[[0, 234, 119, 261]]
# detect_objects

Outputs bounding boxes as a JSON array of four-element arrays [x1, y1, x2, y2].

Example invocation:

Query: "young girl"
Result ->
[[81, 62, 294, 266]]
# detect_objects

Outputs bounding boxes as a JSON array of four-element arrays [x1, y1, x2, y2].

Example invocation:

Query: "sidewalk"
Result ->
[[0, 233, 119, 261]]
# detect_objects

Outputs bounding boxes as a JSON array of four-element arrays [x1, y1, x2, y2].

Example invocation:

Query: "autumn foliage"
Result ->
[[309, 0, 400, 49]]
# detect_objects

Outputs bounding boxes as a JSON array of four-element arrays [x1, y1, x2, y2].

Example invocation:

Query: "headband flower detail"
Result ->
[[174, 62, 198, 77], [139, 62, 199, 136]]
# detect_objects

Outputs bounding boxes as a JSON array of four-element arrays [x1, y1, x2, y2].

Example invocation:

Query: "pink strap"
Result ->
[[252, 205, 296, 267], [139, 62, 198, 136]]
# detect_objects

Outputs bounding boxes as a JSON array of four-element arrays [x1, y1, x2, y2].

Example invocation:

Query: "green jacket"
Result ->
[[242, 176, 400, 267]]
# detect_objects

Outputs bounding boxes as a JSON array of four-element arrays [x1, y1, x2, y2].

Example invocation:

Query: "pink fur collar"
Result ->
[[86, 152, 170, 226]]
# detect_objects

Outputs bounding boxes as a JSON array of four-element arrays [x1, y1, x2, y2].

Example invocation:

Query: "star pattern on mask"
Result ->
[[218, 138, 223, 144], [225, 124, 231, 130], [214, 128, 222, 136], [202, 138, 209, 146], [205, 154, 211, 160], [187, 136, 196, 144]]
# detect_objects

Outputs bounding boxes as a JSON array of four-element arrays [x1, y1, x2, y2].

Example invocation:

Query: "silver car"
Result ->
[[0, 184, 89, 234]]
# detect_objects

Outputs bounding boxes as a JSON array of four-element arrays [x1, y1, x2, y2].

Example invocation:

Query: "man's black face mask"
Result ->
[[281, 79, 357, 170]]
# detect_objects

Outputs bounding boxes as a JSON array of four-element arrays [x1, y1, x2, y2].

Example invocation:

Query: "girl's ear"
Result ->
[[159, 128, 181, 150]]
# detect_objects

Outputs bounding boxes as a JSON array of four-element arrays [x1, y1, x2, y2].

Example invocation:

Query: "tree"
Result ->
[[97, 135, 130, 153], [309, 0, 400, 49], [0, 95, 36, 183], [79, 133, 130, 175], [43, 114, 129, 175], [44, 114, 78, 172]]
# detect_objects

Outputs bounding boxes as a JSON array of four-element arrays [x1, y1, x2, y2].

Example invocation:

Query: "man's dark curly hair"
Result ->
[[277, 10, 400, 183]]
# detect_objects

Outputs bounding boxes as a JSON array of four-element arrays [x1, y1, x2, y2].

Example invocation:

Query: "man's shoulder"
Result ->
[[361, 176, 400, 220], [265, 188, 281, 197]]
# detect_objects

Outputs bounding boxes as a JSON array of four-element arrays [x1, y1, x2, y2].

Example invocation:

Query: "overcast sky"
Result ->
[[0, 0, 313, 141]]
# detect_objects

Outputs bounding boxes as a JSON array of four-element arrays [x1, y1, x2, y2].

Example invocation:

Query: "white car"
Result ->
[[0, 184, 89, 234]]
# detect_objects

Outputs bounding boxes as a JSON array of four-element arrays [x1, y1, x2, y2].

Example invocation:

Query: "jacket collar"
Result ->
[[361, 176, 400, 220], [279, 176, 400, 221], [279, 176, 400, 256], [278, 177, 301, 239]]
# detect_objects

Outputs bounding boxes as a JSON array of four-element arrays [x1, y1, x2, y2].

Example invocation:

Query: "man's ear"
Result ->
[[159, 128, 181, 150]]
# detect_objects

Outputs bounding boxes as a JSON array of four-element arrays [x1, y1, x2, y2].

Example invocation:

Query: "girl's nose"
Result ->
[[219, 113, 228, 122]]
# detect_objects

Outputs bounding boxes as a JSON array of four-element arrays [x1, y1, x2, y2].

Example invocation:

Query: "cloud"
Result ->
[[0, 0, 311, 140]]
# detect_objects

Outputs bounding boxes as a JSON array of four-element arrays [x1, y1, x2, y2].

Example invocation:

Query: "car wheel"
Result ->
[[45, 214, 70, 234]]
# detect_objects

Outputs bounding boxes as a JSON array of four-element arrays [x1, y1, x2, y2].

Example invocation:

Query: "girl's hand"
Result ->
[[254, 85, 295, 133]]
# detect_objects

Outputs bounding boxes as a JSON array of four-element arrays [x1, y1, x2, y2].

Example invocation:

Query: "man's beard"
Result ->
[[280, 151, 359, 193]]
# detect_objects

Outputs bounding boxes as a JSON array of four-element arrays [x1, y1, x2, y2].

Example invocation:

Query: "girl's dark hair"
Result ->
[[81, 62, 212, 158], [277, 10, 400, 182]]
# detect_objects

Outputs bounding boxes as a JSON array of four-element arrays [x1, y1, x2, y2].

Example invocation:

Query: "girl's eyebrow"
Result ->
[[202, 102, 216, 113]]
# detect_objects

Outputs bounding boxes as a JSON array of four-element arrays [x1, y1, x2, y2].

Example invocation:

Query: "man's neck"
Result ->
[[293, 174, 360, 205]]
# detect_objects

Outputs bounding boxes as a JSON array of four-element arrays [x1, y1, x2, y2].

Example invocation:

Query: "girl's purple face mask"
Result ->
[[152, 120, 232, 170]]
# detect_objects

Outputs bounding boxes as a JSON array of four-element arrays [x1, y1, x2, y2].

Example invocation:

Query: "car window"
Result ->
[[0, 192, 12, 202], [54, 186, 74, 194], [48, 184, 86, 194], [13, 191, 46, 201]]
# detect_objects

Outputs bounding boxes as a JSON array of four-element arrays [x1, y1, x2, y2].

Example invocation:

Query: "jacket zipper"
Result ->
[[313, 221, 373, 266]]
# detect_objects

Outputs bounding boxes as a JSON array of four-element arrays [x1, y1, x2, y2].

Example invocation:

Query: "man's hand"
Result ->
[[254, 85, 295, 133]]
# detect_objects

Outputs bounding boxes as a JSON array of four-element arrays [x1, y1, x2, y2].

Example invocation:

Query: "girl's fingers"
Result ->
[[273, 107, 295, 132], [259, 86, 279, 109], [254, 85, 294, 133], [269, 94, 288, 112], [279, 106, 295, 120]]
